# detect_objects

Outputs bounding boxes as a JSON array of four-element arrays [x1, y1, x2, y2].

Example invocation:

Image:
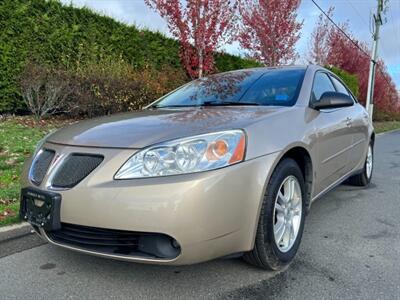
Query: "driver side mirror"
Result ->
[[310, 92, 354, 110]]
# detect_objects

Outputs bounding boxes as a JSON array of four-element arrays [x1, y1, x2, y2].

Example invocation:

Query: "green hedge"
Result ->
[[0, 0, 260, 113]]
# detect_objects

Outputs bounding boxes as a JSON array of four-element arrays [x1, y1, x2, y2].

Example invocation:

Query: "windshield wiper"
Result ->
[[201, 101, 260, 106], [151, 101, 261, 109], [150, 104, 199, 109]]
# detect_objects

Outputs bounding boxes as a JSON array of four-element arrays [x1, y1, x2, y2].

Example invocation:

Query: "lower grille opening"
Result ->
[[46, 223, 181, 259]]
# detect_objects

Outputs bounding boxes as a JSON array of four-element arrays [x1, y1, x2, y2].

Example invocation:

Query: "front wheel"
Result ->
[[243, 158, 306, 270], [348, 142, 373, 186]]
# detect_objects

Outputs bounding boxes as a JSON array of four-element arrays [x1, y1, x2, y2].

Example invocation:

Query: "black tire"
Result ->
[[348, 142, 374, 187], [243, 158, 306, 270]]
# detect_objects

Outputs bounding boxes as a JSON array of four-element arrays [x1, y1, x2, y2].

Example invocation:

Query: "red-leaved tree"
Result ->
[[145, 0, 237, 79], [237, 0, 303, 66], [309, 11, 400, 113], [308, 6, 334, 65]]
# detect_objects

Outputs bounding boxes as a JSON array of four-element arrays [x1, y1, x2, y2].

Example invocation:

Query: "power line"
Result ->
[[310, 0, 393, 89], [346, 0, 370, 30], [310, 0, 370, 57]]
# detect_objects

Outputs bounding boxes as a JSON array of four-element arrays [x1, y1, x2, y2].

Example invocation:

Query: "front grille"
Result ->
[[46, 223, 180, 259], [51, 154, 103, 188], [30, 149, 55, 185]]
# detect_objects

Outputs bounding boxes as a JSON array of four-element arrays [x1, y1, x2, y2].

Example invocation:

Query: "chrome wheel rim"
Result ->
[[273, 176, 302, 253], [366, 145, 373, 179]]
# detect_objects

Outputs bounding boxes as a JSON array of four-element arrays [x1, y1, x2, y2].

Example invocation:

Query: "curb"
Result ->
[[0, 222, 29, 233], [0, 222, 33, 243], [376, 128, 400, 137]]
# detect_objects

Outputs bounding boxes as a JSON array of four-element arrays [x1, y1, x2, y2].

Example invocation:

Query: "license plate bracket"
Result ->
[[20, 187, 61, 231]]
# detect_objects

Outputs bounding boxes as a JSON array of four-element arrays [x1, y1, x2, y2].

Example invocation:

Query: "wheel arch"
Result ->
[[245, 145, 313, 264], [277, 146, 314, 211], [370, 132, 375, 146], [249, 144, 314, 250]]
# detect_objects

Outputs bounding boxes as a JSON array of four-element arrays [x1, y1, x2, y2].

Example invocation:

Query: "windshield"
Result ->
[[153, 68, 306, 108]]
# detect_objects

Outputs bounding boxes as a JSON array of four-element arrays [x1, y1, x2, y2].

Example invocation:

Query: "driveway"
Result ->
[[0, 130, 399, 300]]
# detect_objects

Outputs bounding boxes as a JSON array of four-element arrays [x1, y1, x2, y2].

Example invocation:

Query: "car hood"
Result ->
[[47, 107, 287, 149]]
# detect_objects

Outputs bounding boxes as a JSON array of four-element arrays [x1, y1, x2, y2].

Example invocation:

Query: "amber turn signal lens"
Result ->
[[206, 140, 229, 161], [229, 135, 245, 164]]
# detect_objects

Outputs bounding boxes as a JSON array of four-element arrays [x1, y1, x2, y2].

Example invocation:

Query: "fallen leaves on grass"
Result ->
[[0, 150, 9, 157], [0, 198, 18, 205], [5, 158, 17, 166], [11, 115, 80, 129], [0, 209, 17, 221]]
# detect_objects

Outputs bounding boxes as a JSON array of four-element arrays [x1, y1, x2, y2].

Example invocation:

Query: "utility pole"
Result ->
[[365, 0, 384, 120]]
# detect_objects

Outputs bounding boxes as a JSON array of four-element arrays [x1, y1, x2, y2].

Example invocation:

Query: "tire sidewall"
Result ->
[[264, 159, 306, 264], [364, 143, 374, 182]]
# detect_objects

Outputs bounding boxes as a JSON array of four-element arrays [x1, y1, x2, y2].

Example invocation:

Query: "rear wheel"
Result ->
[[244, 158, 306, 270], [348, 142, 373, 186]]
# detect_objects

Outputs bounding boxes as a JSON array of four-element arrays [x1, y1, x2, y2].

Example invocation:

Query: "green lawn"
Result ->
[[0, 116, 399, 227], [0, 117, 72, 226], [374, 121, 400, 134]]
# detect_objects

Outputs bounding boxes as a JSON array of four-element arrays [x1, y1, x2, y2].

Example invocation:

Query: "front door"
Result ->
[[311, 72, 354, 195]]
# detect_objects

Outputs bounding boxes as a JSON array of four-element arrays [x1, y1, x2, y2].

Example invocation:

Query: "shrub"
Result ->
[[373, 108, 400, 122], [69, 56, 188, 117], [19, 62, 76, 119], [0, 0, 258, 114], [215, 53, 262, 72], [18, 55, 189, 119]]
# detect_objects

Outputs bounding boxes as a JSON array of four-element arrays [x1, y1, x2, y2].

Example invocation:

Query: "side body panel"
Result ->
[[309, 107, 354, 195]]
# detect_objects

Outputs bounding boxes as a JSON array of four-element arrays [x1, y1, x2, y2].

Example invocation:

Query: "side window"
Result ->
[[330, 76, 350, 96], [312, 72, 336, 102]]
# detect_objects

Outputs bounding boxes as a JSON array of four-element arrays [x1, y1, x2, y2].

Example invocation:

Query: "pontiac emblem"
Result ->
[[34, 199, 45, 208]]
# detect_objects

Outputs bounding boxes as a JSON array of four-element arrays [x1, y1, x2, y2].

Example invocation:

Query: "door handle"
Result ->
[[345, 117, 352, 127]]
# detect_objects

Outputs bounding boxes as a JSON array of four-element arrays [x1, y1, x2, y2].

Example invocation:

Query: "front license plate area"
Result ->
[[20, 187, 61, 231]]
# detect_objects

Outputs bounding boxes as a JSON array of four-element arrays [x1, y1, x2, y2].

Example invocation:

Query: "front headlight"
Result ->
[[114, 130, 246, 179]]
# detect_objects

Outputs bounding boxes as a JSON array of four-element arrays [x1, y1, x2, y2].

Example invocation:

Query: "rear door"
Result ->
[[311, 72, 354, 195]]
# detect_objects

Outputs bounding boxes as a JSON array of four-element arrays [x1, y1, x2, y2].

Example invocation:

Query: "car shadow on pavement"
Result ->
[[32, 243, 279, 298]]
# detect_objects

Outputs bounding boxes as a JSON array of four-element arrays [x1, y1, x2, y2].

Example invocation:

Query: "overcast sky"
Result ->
[[60, 0, 400, 89]]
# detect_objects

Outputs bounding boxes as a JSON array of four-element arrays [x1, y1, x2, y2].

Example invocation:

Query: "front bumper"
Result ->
[[21, 142, 279, 265]]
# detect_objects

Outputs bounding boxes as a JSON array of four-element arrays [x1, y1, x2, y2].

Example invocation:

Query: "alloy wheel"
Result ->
[[273, 175, 302, 253], [366, 145, 373, 179]]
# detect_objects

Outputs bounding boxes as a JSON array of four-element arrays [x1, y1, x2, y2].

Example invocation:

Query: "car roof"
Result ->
[[209, 65, 311, 79], [217, 64, 331, 77], [230, 65, 309, 73], [247, 65, 308, 70]]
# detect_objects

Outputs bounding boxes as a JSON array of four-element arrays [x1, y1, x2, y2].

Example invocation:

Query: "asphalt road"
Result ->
[[0, 130, 399, 300]]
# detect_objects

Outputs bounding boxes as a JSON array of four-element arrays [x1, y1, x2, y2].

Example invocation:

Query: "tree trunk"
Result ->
[[198, 49, 204, 78]]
